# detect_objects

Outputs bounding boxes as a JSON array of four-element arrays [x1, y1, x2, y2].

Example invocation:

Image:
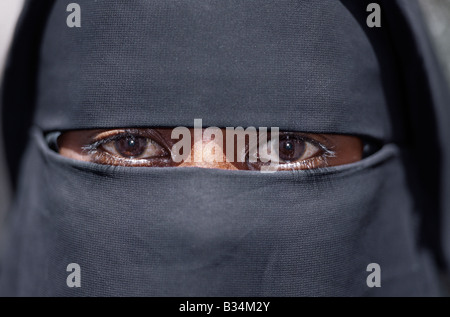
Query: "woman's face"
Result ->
[[58, 128, 363, 171]]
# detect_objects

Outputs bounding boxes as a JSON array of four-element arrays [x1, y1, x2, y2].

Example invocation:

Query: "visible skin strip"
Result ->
[[58, 128, 363, 171]]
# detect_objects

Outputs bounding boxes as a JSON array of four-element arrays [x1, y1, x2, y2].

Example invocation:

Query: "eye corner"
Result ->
[[45, 131, 62, 152], [362, 137, 384, 159]]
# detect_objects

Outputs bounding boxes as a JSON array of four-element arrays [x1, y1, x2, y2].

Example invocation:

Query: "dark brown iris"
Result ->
[[279, 136, 305, 162], [114, 136, 148, 158]]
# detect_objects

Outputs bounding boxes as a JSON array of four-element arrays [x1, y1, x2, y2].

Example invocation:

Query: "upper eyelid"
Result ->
[[91, 129, 164, 143], [281, 133, 336, 156], [82, 129, 168, 153], [262, 132, 332, 155], [81, 135, 122, 154]]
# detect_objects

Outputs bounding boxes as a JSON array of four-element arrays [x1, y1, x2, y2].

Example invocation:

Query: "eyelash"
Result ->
[[81, 130, 336, 169], [83, 134, 134, 154]]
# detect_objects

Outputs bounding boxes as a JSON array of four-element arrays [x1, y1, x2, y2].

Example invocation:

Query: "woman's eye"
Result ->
[[251, 134, 325, 169], [259, 136, 321, 163], [100, 135, 167, 159], [278, 136, 317, 162]]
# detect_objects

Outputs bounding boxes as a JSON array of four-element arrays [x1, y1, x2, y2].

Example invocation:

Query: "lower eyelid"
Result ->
[[276, 155, 330, 170], [91, 151, 168, 166]]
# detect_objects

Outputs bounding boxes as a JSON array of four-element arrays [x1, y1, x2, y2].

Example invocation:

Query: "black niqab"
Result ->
[[1, 0, 449, 296]]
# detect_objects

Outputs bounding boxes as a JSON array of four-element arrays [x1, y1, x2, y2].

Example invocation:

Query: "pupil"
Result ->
[[284, 141, 293, 151]]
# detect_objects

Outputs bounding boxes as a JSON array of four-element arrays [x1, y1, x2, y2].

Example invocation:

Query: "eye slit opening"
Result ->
[[54, 129, 364, 170]]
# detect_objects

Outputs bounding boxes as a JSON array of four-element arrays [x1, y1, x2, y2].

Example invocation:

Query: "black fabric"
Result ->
[[0, 0, 55, 188], [35, 0, 392, 139], [386, 0, 450, 274], [0, 129, 441, 296], [1, 0, 449, 296]]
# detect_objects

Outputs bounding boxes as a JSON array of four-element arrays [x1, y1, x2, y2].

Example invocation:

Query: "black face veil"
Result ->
[[1, 0, 449, 296]]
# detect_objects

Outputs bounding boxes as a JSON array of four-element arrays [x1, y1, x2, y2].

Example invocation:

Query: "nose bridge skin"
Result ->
[[178, 129, 238, 170]]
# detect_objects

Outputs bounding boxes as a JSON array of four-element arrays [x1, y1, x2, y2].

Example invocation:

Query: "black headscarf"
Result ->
[[1, 0, 449, 296]]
